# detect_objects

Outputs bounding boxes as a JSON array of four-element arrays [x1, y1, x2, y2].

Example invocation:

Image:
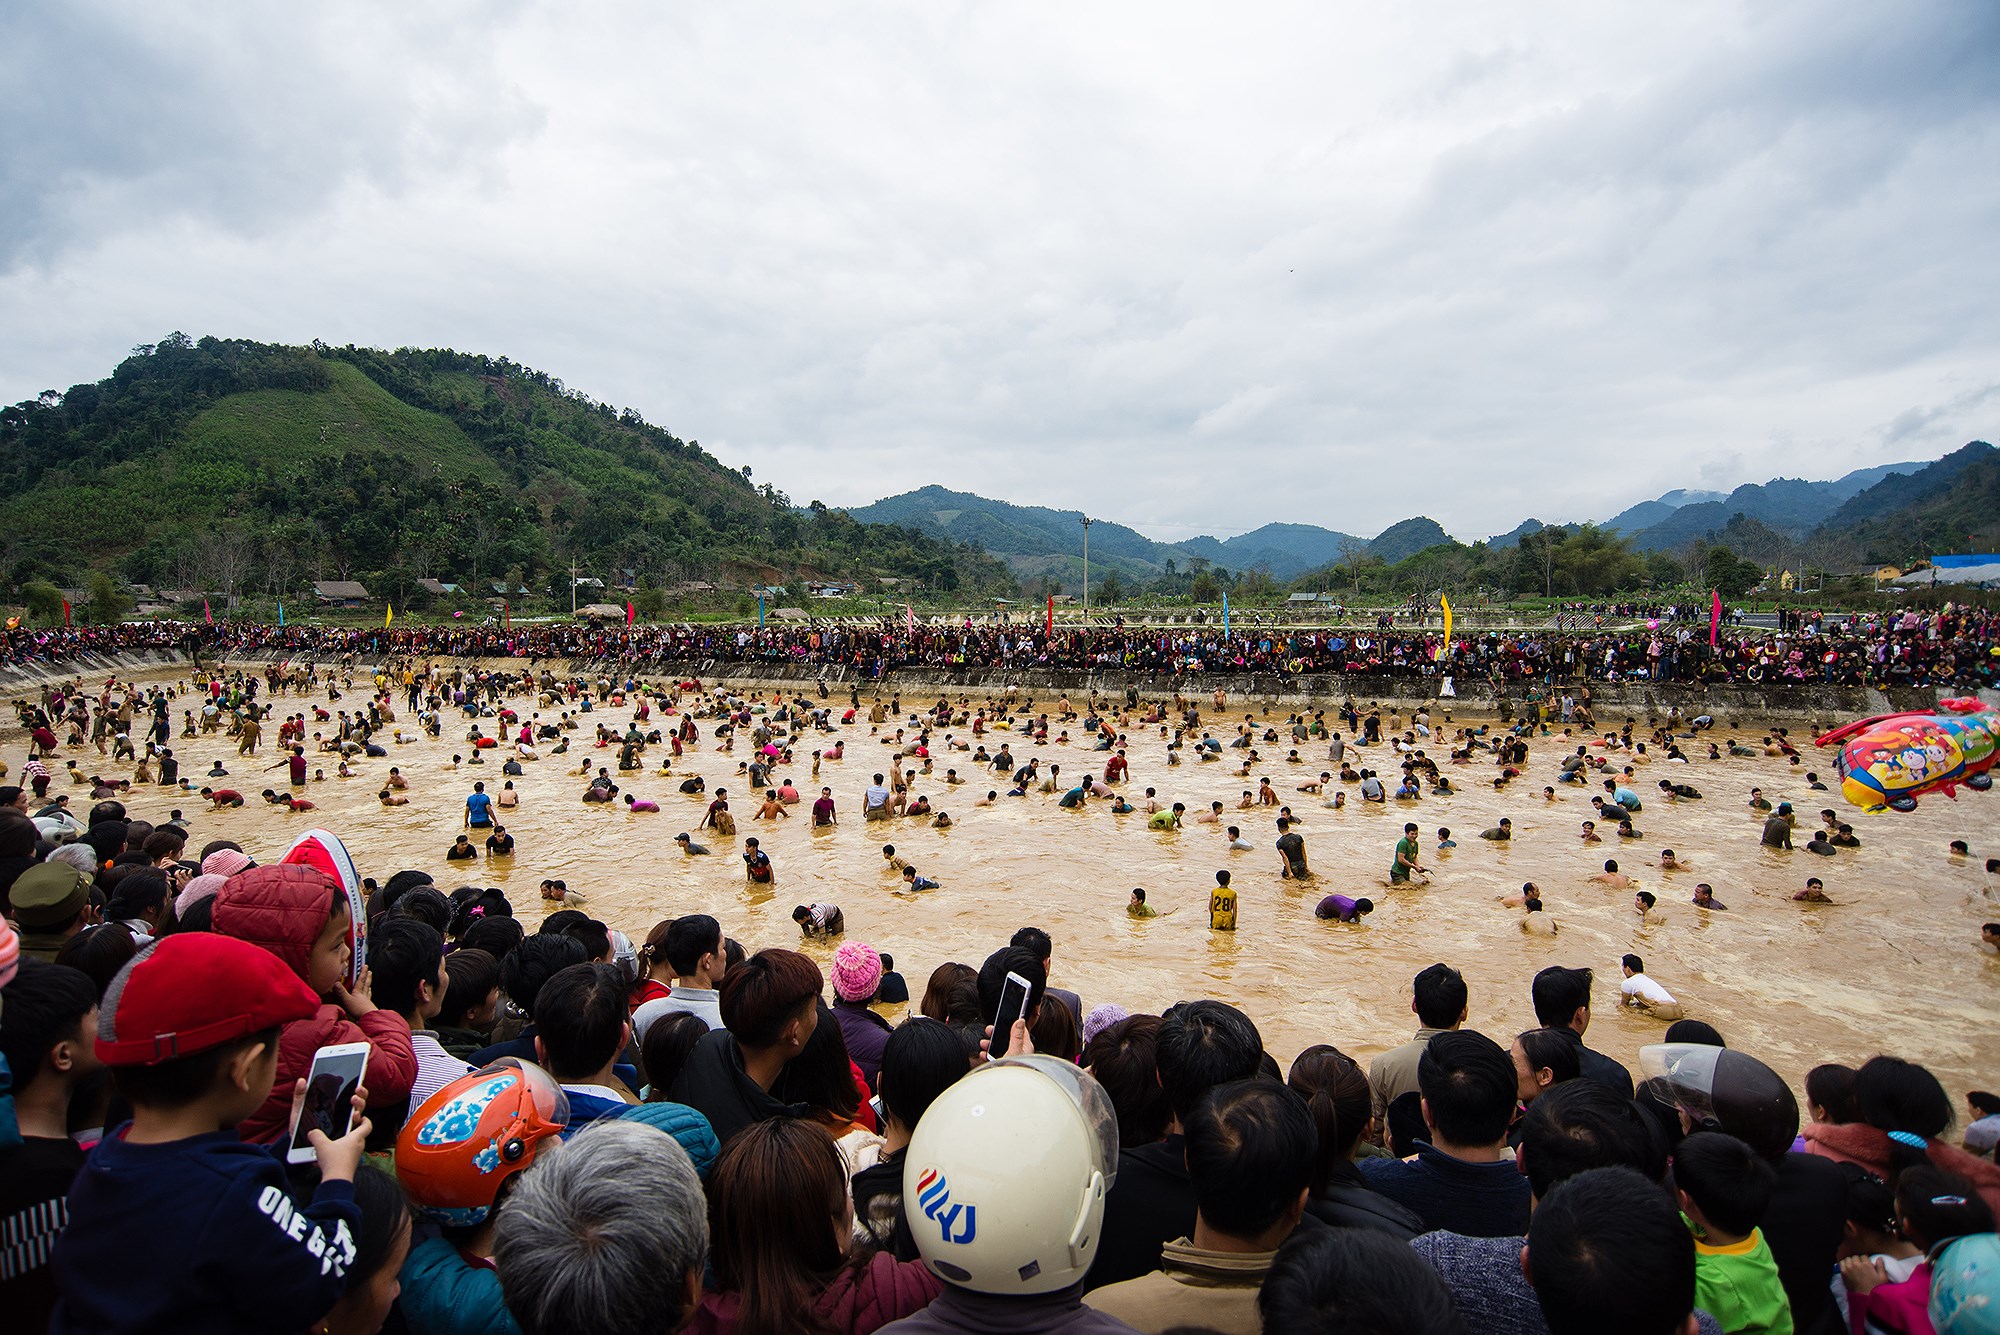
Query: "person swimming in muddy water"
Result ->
[[16, 658, 2000, 1118]]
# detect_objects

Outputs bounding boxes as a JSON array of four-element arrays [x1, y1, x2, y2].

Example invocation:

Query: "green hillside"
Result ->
[[1814, 441, 1995, 534], [1833, 453, 2000, 564], [0, 334, 1012, 606], [851, 486, 1196, 583], [1366, 517, 1454, 565]]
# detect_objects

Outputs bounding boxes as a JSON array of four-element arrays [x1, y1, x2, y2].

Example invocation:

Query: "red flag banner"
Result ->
[[1046, 594, 1054, 637], [1709, 590, 1720, 648], [61, 598, 72, 627], [204, 599, 214, 625], [626, 601, 635, 626], [905, 603, 916, 636]]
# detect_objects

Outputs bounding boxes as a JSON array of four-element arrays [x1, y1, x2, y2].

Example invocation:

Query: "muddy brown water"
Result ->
[[46, 667, 2000, 1111]]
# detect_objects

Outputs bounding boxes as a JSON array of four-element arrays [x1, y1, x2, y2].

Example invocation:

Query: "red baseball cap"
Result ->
[[97, 933, 322, 1066]]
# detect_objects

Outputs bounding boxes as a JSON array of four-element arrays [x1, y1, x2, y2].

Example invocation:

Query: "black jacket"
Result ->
[[1082, 1135, 1194, 1292], [853, 1148, 918, 1261], [1554, 1026, 1634, 1099], [666, 1029, 806, 1148], [1305, 1159, 1427, 1241], [1762, 1151, 1848, 1335]]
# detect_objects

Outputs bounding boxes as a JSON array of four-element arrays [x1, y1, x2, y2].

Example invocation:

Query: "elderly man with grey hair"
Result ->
[[493, 1118, 709, 1335], [44, 842, 100, 875]]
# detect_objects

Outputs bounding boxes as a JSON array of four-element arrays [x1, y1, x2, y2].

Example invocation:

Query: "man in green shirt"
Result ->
[[1391, 823, 1426, 883]]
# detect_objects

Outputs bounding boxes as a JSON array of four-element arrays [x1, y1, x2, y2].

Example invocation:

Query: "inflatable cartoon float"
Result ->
[[1814, 698, 1999, 813]]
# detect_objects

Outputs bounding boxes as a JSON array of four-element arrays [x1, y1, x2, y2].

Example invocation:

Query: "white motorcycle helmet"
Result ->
[[902, 1054, 1120, 1295]]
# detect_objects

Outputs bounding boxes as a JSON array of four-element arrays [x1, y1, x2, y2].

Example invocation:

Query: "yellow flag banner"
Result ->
[[1437, 595, 1452, 660], [385, 604, 395, 627]]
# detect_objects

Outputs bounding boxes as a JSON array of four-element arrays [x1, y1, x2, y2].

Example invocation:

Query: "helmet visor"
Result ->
[[478, 1057, 572, 1127], [1639, 1043, 1797, 1154], [999, 1054, 1119, 1191]]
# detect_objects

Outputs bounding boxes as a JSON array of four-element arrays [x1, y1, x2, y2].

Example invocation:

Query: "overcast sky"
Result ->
[[3, 2, 1995, 542]]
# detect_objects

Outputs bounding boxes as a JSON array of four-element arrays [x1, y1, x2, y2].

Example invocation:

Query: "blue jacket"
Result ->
[[52, 1126, 361, 1334], [397, 1236, 520, 1335], [557, 1085, 632, 1138]]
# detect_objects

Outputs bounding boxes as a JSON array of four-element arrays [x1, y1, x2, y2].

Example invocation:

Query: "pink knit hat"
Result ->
[[202, 848, 254, 879], [0, 917, 19, 989], [830, 940, 883, 1002], [176, 873, 228, 918]]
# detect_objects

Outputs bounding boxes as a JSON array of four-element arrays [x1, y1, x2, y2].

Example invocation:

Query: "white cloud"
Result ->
[[3, 0, 1994, 542]]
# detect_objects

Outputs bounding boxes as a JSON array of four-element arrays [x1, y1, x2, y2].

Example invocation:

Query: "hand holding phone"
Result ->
[[984, 970, 1035, 1062], [287, 1042, 370, 1167]]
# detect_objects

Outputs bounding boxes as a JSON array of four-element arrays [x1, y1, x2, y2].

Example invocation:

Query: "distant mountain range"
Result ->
[[847, 487, 1457, 582], [1605, 460, 1939, 553], [853, 443, 1997, 586]]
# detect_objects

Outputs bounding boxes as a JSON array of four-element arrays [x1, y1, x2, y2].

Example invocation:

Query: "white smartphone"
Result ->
[[990, 970, 1033, 1060], [286, 1041, 370, 1164]]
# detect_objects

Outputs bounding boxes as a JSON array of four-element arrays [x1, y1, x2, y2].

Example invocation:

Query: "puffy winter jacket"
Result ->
[[685, 1250, 941, 1335], [833, 1000, 893, 1091], [1802, 1122, 2000, 1218], [396, 1236, 520, 1335], [213, 864, 417, 1144]]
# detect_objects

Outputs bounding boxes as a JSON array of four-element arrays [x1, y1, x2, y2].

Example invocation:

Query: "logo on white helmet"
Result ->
[[915, 1166, 977, 1244]]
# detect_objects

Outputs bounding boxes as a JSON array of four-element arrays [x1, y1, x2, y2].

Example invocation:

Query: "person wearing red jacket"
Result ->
[[211, 863, 416, 1143]]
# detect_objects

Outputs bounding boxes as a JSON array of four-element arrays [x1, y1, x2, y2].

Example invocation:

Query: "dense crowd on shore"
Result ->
[[4, 599, 1998, 689], [6, 830, 2000, 1335], [3, 659, 2000, 1335]]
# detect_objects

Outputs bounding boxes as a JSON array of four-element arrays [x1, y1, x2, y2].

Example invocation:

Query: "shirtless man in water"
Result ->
[[1588, 859, 1633, 889]]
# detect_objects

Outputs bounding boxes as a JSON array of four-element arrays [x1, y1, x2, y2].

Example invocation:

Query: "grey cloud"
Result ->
[[1, 2, 1993, 542], [0, 3, 542, 269]]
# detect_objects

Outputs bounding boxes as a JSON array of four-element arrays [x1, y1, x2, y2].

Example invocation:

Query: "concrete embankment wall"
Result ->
[[10, 649, 1994, 728]]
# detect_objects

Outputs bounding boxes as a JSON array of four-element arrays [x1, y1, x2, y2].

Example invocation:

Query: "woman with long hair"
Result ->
[[1287, 1045, 1426, 1239], [631, 918, 674, 1011], [1511, 1027, 1580, 1111], [917, 962, 979, 1025], [1803, 1055, 2000, 1216], [686, 1118, 938, 1335]]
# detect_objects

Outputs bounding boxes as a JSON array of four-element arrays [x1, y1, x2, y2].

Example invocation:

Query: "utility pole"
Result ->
[[570, 557, 578, 618], [1080, 516, 1093, 628]]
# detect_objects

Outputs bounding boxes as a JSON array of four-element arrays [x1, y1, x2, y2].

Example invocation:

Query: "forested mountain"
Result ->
[[6, 335, 1982, 615], [1825, 445, 2000, 563], [1618, 459, 1936, 552], [1174, 523, 1365, 579], [1275, 446, 1998, 605], [0, 334, 1012, 605], [850, 487, 1193, 584], [1816, 441, 1996, 533], [856, 487, 1445, 583], [1486, 519, 1581, 551], [1366, 518, 1454, 564], [1601, 490, 1724, 535]]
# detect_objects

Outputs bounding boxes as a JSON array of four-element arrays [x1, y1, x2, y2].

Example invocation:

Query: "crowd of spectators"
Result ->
[[4, 600, 1996, 690], [4, 789, 1999, 1334]]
